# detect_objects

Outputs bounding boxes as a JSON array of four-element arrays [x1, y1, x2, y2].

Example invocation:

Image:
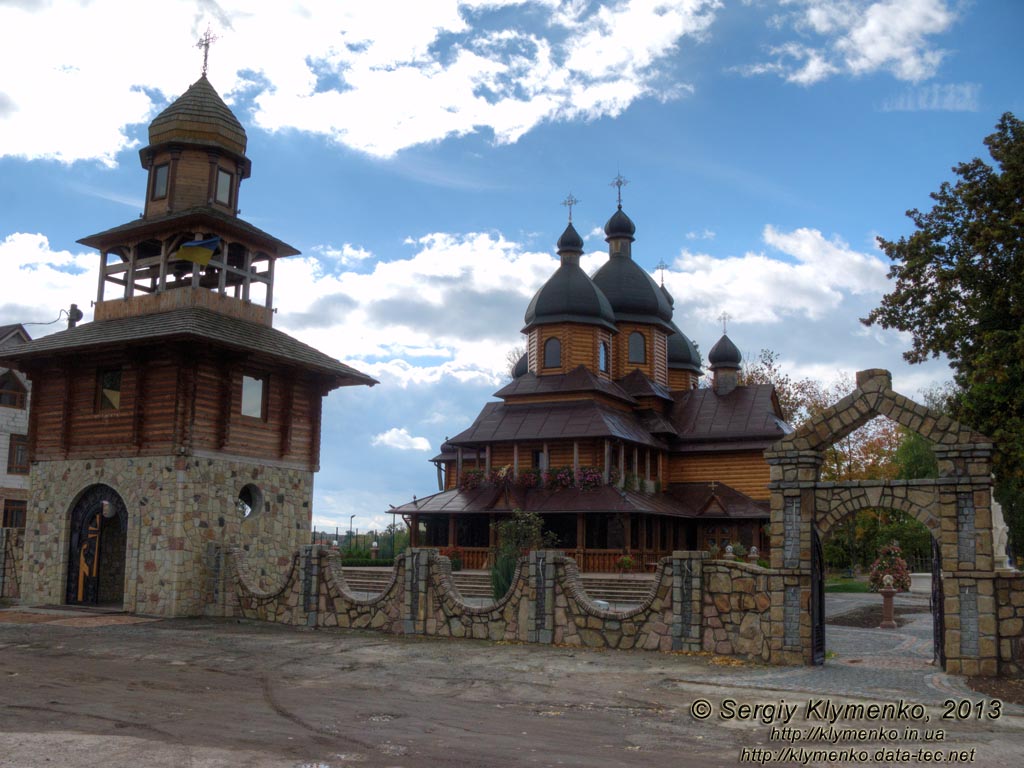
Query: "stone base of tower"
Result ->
[[18, 455, 313, 618]]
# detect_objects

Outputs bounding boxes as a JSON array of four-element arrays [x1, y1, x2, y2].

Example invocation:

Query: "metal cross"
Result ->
[[561, 193, 580, 223], [610, 173, 629, 207], [656, 259, 668, 286], [709, 480, 717, 495], [197, 25, 219, 77], [718, 311, 731, 334]]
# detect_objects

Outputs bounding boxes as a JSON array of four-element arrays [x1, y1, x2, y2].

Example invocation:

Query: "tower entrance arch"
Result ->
[[765, 369, 998, 675]]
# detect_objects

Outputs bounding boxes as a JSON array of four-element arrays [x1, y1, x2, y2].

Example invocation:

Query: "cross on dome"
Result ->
[[719, 311, 732, 334], [196, 24, 219, 77], [609, 173, 629, 207], [561, 193, 580, 222]]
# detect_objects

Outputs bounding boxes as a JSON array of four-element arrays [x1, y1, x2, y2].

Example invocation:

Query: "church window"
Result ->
[[628, 331, 646, 364], [241, 374, 267, 419], [543, 337, 561, 368], [151, 164, 169, 200], [2, 499, 26, 528], [215, 168, 233, 206], [598, 341, 609, 373], [237, 484, 263, 518], [7, 434, 28, 475], [0, 371, 26, 409], [96, 368, 122, 411]]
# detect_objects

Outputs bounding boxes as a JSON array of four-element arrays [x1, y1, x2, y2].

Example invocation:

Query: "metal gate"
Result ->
[[931, 535, 945, 668], [811, 527, 825, 665], [65, 485, 127, 605]]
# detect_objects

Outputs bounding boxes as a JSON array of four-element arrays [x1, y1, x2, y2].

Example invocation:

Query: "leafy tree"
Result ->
[[863, 113, 1024, 553], [490, 509, 558, 599]]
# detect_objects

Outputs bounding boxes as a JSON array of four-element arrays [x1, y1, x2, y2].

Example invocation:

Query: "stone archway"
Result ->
[[764, 369, 999, 676], [65, 484, 129, 607]]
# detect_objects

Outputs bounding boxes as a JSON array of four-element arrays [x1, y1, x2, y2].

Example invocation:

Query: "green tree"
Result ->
[[490, 509, 558, 599], [863, 113, 1024, 554]]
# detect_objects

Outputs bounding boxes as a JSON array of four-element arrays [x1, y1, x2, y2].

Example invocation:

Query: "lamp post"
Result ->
[[349, 514, 355, 547], [371, 540, 379, 561]]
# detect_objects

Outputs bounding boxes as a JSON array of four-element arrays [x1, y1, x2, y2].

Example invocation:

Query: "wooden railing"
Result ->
[[568, 550, 671, 573], [460, 547, 490, 570]]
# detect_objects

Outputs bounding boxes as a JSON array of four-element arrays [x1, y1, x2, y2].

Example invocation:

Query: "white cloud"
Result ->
[[686, 228, 716, 240], [371, 427, 432, 451], [744, 0, 957, 85], [312, 243, 375, 266], [0, 233, 97, 328], [880, 82, 980, 112], [665, 224, 889, 323], [1, 0, 720, 164]]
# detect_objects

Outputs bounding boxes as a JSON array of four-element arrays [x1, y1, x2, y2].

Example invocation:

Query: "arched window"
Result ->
[[543, 337, 561, 368], [628, 331, 645, 364], [598, 341, 609, 373]]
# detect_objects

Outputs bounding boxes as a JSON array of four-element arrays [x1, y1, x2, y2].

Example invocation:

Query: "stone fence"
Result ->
[[212, 546, 795, 661], [0, 527, 23, 599]]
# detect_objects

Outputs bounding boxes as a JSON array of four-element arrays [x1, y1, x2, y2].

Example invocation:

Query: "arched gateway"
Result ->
[[764, 369, 998, 675], [65, 484, 128, 607]]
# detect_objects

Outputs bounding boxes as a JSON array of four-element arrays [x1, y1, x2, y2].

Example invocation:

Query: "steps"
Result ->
[[339, 567, 656, 604]]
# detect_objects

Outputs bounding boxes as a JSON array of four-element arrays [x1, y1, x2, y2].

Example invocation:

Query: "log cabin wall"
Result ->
[[25, 349, 321, 471], [668, 368, 699, 393], [668, 451, 771, 501], [613, 322, 668, 386]]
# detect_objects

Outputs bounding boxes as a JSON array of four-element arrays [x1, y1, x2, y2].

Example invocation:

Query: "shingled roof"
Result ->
[[391, 481, 767, 519], [669, 384, 791, 451], [78, 206, 299, 256], [494, 366, 635, 404], [147, 75, 247, 158], [0, 307, 377, 388], [448, 400, 664, 449]]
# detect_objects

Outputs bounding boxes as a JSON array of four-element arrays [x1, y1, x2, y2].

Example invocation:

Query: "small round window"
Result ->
[[237, 484, 263, 518]]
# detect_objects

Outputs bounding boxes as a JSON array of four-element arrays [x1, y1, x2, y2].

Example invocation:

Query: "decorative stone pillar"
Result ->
[[671, 550, 704, 651]]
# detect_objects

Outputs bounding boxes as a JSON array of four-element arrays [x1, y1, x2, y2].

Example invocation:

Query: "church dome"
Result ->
[[708, 333, 742, 369], [556, 222, 584, 252], [523, 226, 617, 333], [667, 323, 702, 374], [604, 205, 636, 240], [512, 352, 528, 378], [146, 75, 248, 159]]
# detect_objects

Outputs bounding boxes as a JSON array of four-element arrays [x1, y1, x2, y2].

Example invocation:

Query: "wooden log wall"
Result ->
[[668, 451, 771, 501], [612, 322, 668, 387], [25, 348, 321, 470]]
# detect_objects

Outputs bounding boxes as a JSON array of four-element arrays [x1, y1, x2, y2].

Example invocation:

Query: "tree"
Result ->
[[863, 113, 1024, 554], [504, 345, 526, 380]]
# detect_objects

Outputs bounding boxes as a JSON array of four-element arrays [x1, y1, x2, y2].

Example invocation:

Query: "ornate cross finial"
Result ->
[[719, 311, 732, 334], [197, 24, 219, 77], [610, 173, 629, 207], [561, 192, 580, 223], [656, 259, 668, 286]]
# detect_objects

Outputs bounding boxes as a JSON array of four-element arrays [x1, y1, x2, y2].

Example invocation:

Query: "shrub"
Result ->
[[337, 558, 394, 568], [868, 542, 911, 592], [460, 469, 486, 490], [728, 541, 747, 560], [439, 546, 463, 571], [615, 555, 635, 572], [491, 552, 517, 600]]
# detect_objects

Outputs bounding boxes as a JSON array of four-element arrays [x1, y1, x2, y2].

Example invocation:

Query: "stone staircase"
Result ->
[[340, 567, 655, 604]]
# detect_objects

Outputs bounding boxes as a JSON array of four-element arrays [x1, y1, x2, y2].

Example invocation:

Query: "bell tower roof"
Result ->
[[142, 75, 249, 165]]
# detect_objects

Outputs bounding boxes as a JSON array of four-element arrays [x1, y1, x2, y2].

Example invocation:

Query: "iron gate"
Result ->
[[811, 527, 825, 665], [931, 535, 945, 668]]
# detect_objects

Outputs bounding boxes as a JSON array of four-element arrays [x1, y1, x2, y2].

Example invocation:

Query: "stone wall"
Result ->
[[996, 574, 1024, 676], [19, 456, 312, 617], [0, 527, 23, 599], [702, 561, 776, 661]]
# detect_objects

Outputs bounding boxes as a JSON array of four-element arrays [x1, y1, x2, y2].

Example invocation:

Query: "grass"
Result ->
[[824, 577, 871, 593]]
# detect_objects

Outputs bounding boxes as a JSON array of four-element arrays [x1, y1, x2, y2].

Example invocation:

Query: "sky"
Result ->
[[1, 0, 1021, 536]]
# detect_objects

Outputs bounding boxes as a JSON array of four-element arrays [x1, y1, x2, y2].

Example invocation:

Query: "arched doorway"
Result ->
[[65, 485, 128, 607]]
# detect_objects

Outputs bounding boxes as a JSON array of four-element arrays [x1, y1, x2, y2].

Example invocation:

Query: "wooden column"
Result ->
[[576, 513, 585, 554], [158, 240, 169, 293], [485, 445, 491, 473], [456, 447, 463, 486], [645, 450, 650, 481], [242, 248, 252, 301], [573, 441, 579, 484], [633, 447, 639, 482], [603, 439, 610, 483], [542, 442, 549, 471], [618, 444, 625, 487], [97, 251, 107, 304], [266, 257, 275, 309], [217, 244, 228, 294], [124, 244, 137, 298], [410, 515, 419, 547], [448, 515, 457, 549], [191, 233, 202, 288], [513, 443, 519, 479], [624, 512, 632, 552]]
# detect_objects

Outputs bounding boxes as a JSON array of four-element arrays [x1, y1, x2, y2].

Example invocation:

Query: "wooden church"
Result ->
[[393, 189, 789, 571], [1, 72, 375, 616]]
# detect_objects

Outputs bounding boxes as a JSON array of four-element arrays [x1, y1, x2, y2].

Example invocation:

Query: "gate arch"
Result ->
[[764, 369, 998, 676], [65, 484, 128, 607]]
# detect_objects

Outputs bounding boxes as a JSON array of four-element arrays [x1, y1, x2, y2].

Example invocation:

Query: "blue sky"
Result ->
[[1, 0, 1021, 535]]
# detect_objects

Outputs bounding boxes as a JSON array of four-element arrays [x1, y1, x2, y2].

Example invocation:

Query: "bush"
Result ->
[[491, 552, 517, 600], [615, 555, 635, 572], [868, 543, 911, 592], [337, 558, 394, 568]]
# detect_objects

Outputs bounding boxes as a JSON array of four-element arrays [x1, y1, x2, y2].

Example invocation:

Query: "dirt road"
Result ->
[[1, 609, 1020, 767]]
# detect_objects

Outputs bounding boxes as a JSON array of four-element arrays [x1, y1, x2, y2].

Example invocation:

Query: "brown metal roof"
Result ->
[[447, 400, 664, 449], [669, 384, 790, 447], [392, 482, 768, 520], [494, 366, 635, 404], [617, 369, 673, 401], [78, 207, 299, 257], [0, 307, 377, 388]]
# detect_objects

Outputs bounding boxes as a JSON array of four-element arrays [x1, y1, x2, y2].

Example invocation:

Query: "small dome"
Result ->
[[708, 333, 742, 369], [512, 353, 528, 378], [661, 283, 675, 308], [604, 205, 636, 240], [667, 323, 702, 374], [147, 75, 247, 158], [557, 222, 584, 253]]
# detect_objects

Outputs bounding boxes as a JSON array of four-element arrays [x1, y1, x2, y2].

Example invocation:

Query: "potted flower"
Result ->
[[440, 546, 463, 571], [615, 554, 635, 573]]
